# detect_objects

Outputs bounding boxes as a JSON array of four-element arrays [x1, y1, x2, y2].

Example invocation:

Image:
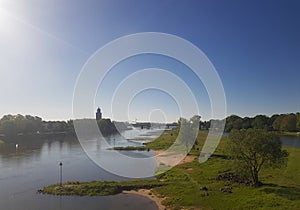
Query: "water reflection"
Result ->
[[0, 129, 160, 210], [0, 135, 77, 164]]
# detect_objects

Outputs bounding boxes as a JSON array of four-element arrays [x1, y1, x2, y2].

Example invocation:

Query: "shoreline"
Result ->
[[281, 131, 300, 136], [40, 148, 196, 210], [123, 189, 166, 210]]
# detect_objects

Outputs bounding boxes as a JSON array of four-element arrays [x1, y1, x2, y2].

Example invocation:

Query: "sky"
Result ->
[[0, 0, 299, 122]]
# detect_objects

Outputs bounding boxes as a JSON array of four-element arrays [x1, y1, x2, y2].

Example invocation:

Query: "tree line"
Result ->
[[1, 112, 299, 138], [0, 114, 121, 139], [0, 114, 74, 137], [200, 113, 300, 132]]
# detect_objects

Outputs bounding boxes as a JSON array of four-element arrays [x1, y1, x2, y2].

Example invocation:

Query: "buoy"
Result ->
[[16, 144, 18, 148]]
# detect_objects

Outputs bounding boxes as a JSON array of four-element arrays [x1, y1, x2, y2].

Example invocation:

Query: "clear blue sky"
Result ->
[[0, 0, 299, 122]]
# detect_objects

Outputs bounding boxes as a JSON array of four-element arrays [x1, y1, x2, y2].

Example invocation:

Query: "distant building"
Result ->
[[96, 107, 102, 120]]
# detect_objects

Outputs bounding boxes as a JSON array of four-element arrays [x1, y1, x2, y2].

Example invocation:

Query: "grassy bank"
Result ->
[[42, 180, 166, 196], [147, 130, 300, 209], [43, 130, 300, 209], [109, 146, 148, 151], [282, 131, 300, 136]]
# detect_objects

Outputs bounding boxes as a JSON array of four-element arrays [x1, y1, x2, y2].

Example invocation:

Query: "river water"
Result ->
[[279, 135, 300, 148], [0, 128, 162, 210], [0, 129, 299, 210]]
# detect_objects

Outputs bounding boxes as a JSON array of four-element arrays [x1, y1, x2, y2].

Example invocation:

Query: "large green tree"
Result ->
[[228, 129, 288, 186]]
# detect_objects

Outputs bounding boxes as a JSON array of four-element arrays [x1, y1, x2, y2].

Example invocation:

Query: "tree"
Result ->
[[225, 115, 243, 132], [296, 113, 300, 131], [269, 114, 279, 126], [200, 120, 210, 130], [272, 114, 297, 132], [251, 115, 270, 130], [272, 114, 283, 131], [228, 129, 288, 186], [241, 117, 252, 129], [0, 120, 17, 137], [280, 114, 296, 132]]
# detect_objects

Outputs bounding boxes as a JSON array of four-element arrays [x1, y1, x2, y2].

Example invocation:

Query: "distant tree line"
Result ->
[[200, 113, 300, 133], [0, 114, 122, 139], [0, 114, 74, 138], [97, 118, 118, 135]]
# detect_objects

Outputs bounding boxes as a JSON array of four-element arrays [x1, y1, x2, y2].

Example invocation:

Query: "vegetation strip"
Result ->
[[40, 180, 167, 196], [109, 146, 148, 151]]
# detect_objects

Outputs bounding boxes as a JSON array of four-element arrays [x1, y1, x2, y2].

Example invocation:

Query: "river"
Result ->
[[0, 130, 299, 210], [279, 135, 300, 148], [0, 128, 162, 210]]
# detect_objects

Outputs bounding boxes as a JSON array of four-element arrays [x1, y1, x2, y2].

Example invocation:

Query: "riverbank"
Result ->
[[40, 180, 168, 210], [41, 180, 167, 196], [41, 180, 167, 209], [109, 146, 148, 151], [123, 189, 166, 210], [42, 130, 300, 209], [282, 131, 300, 136]]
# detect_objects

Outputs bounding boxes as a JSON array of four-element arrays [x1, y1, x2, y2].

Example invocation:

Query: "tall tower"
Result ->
[[96, 107, 102, 120]]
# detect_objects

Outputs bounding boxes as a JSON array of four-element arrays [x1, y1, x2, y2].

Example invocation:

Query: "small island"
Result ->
[[41, 180, 166, 196]]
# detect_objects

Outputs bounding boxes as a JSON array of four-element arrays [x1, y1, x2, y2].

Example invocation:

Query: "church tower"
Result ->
[[96, 107, 102, 120]]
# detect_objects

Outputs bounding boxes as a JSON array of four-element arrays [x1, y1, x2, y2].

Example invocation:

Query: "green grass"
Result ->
[[151, 145, 300, 210], [42, 180, 166, 196], [43, 129, 300, 210], [145, 130, 178, 150], [146, 130, 300, 210]]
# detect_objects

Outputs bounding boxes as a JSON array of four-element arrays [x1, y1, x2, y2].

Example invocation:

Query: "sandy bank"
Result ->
[[123, 189, 167, 210], [153, 149, 197, 166]]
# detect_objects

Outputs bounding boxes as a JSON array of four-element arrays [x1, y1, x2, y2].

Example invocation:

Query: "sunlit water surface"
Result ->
[[0, 128, 163, 210]]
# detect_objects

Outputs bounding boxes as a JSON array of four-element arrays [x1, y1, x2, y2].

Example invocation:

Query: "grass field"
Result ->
[[43, 130, 300, 209], [147, 130, 300, 210]]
